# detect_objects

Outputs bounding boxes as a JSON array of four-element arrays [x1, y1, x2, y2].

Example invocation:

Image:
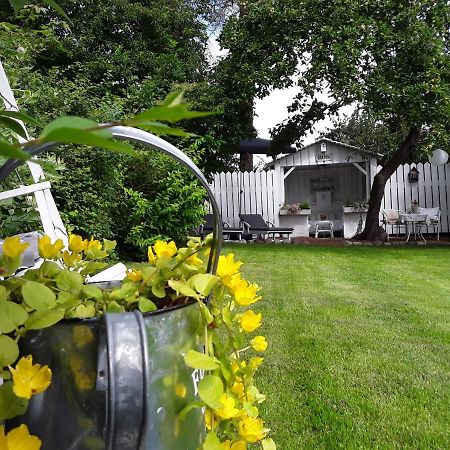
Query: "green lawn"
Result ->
[[226, 244, 450, 450]]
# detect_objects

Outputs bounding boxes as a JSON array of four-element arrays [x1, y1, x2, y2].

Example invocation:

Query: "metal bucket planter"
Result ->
[[2, 127, 223, 449]]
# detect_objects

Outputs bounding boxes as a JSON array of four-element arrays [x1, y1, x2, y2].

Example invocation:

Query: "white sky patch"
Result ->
[[254, 87, 355, 147]]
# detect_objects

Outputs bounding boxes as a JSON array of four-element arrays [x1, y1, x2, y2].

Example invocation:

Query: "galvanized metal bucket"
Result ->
[[2, 127, 223, 449]]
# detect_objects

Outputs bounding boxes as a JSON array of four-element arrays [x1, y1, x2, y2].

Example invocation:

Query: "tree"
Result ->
[[0, 1, 219, 253], [219, 0, 450, 239]]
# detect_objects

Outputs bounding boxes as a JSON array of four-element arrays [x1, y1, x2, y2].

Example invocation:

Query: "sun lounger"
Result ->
[[239, 214, 293, 241]]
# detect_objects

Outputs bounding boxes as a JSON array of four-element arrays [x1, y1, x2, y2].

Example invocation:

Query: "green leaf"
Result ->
[[169, 279, 201, 299], [43, 0, 72, 22], [21, 280, 56, 311], [138, 296, 157, 313], [8, 0, 28, 14], [102, 239, 117, 253], [110, 283, 137, 300], [161, 90, 185, 107], [105, 301, 124, 313], [202, 431, 222, 450], [0, 382, 28, 421], [56, 291, 80, 309], [184, 350, 219, 370], [81, 284, 103, 300], [0, 109, 42, 127], [26, 308, 65, 330], [178, 400, 203, 421], [0, 286, 8, 302], [0, 116, 28, 139], [188, 274, 219, 297], [42, 127, 139, 158], [0, 300, 28, 333], [132, 122, 195, 137], [0, 138, 30, 160], [262, 438, 277, 450], [41, 116, 105, 137], [151, 284, 166, 298], [71, 302, 96, 318], [197, 300, 214, 325], [243, 401, 259, 418], [133, 105, 215, 124], [40, 261, 62, 277], [55, 270, 83, 293], [80, 261, 108, 276], [0, 335, 19, 366], [198, 375, 223, 409]]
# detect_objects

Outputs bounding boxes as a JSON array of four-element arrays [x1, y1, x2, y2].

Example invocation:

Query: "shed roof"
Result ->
[[268, 137, 381, 168]]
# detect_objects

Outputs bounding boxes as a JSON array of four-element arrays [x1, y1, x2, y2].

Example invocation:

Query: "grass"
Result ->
[[225, 244, 450, 449]]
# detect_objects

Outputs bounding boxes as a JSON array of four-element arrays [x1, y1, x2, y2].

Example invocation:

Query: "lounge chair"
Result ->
[[239, 214, 293, 242], [199, 214, 243, 240]]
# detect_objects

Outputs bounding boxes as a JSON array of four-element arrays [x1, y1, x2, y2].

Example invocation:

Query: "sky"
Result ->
[[207, 35, 354, 161]]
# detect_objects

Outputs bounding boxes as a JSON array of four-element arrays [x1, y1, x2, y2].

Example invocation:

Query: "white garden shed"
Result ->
[[269, 138, 379, 235]]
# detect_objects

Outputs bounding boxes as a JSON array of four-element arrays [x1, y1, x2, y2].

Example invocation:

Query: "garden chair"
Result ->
[[0, 59, 126, 280], [381, 209, 406, 240], [418, 207, 441, 240], [314, 220, 334, 238], [239, 213, 293, 242]]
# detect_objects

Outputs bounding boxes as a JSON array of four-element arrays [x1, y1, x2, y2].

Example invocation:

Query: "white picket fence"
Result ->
[[209, 162, 450, 234]]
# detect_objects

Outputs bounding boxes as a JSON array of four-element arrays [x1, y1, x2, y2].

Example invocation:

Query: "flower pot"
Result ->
[[13, 301, 204, 450], [2, 127, 223, 450]]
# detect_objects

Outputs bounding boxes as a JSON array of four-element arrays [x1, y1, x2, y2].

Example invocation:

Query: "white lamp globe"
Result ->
[[429, 149, 449, 166]]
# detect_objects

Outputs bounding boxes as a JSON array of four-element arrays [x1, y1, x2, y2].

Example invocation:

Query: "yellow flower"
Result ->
[[222, 441, 246, 450], [87, 237, 102, 250], [238, 416, 266, 443], [10, 355, 52, 399], [215, 394, 240, 419], [231, 382, 245, 399], [126, 269, 143, 282], [148, 240, 177, 263], [38, 235, 64, 259], [175, 383, 187, 398], [249, 357, 264, 371], [185, 253, 203, 266], [217, 254, 243, 284], [69, 234, 88, 253], [0, 424, 41, 450], [234, 282, 262, 306], [62, 250, 82, 267], [2, 236, 29, 259], [251, 336, 268, 352], [239, 310, 262, 333], [226, 273, 246, 293]]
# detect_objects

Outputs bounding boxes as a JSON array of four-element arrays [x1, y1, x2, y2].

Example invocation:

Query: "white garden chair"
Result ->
[[0, 59, 126, 281]]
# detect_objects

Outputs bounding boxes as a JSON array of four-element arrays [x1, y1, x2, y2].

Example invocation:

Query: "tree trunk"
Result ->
[[239, 152, 253, 171], [355, 126, 421, 241]]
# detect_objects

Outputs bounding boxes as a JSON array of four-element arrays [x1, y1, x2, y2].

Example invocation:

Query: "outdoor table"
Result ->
[[400, 213, 429, 243]]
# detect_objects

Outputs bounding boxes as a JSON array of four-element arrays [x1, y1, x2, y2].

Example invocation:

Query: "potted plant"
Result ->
[[343, 200, 369, 213], [0, 130, 276, 450], [299, 201, 311, 215]]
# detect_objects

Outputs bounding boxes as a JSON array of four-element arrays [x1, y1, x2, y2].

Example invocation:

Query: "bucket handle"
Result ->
[[0, 125, 223, 273]]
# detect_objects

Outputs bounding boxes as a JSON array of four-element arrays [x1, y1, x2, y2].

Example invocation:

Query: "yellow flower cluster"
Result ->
[[204, 248, 273, 447]]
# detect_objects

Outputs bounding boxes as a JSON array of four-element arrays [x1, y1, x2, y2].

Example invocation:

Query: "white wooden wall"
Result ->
[[208, 171, 282, 227], [209, 162, 450, 234]]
